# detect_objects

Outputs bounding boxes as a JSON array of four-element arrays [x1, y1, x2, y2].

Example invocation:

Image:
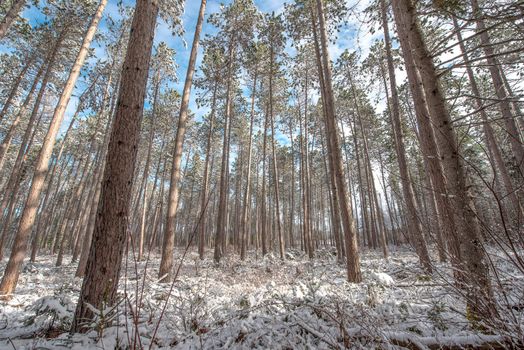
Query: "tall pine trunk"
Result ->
[[159, 0, 206, 281], [314, 0, 361, 282], [380, 0, 429, 268], [268, 45, 285, 260], [240, 70, 257, 260], [392, 0, 496, 322], [198, 82, 217, 260], [71, 0, 156, 329]]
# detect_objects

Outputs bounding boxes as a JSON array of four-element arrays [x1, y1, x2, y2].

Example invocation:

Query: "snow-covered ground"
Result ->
[[0, 247, 522, 349]]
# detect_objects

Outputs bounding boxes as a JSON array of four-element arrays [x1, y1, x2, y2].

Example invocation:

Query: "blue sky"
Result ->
[[15, 0, 381, 136]]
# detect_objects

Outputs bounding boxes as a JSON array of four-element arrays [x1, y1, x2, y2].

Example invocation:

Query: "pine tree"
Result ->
[[71, 0, 158, 330]]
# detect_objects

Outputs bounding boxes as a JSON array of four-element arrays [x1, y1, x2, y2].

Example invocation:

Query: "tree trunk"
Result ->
[[268, 45, 285, 260], [214, 40, 236, 263], [137, 76, 159, 261], [299, 69, 313, 258], [288, 120, 296, 250], [320, 130, 343, 262], [311, 16, 345, 262], [380, 0, 429, 267], [261, 99, 270, 256], [71, 0, 156, 329], [198, 82, 217, 260], [159, 0, 206, 280], [56, 157, 92, 266], [314, 0, 361, 282], [392, 0, 496, 321], [240, 70, 257, 260]]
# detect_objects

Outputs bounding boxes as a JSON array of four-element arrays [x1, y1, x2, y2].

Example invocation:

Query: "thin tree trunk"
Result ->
[[222, 112, 233, 254], [56, 156, 93, 266], [298, 104, 307, 255], [214, 37, 236, 263], [71, 150, 101, 263], [314, 0, 361, 282], [300, 69, 313, 258], [159, 0, 206, 279], [240, 70, 257, 260], [288, 120, 296, 250], [380, 0, 429, 267], [311, 18, 345, 262], [268, 45, 285, 260], [320, 131, 343, 262], [198, 83, 217, 260], [137, 76, 159, 261]]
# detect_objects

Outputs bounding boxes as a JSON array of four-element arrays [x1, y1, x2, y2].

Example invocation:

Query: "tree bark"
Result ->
[[159, 0, 206, 280], [240, 70, 257, 260], [314, 0, 361, 282], [268, 44, 285, 260], [380, 0, 429, 267], [71, 0, 156, 329], [198, 82, 217, 260]]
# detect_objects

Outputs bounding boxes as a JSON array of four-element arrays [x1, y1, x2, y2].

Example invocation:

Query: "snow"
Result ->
[[0, 247, 522, 349], [369, 272, 394, 286]]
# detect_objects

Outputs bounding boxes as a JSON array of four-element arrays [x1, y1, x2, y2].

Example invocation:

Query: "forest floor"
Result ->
[[0, 246, 522, 349]]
